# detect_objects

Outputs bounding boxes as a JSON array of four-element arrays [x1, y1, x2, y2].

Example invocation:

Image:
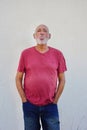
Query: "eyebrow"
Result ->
[[36, 27, 48, 32]]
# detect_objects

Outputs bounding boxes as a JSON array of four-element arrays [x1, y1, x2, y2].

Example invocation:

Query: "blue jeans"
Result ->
[[22, 101, 60, 130]]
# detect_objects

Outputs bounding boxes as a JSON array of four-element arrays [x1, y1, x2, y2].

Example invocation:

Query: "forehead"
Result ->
[[35, 25, 49, 32]]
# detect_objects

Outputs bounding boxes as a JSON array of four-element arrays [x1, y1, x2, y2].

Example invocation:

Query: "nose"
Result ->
[[40, 31, 45, 34]]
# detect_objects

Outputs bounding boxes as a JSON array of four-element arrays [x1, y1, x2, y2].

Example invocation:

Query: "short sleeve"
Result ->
[[17, 52, 25, 73], [57, 52, 67, 74]]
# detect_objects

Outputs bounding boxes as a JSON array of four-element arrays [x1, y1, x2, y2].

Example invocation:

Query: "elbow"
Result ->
[[15, 72, 23, 86], [15, 74, 18, 88], [15, 73, 18, 83], [59, 77, 66, 86]]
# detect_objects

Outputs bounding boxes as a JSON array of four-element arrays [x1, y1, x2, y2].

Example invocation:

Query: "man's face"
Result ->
[[34, 25, 51, 44]]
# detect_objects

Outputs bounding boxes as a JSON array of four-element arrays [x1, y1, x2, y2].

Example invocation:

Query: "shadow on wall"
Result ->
[[0, 73, 23, 130], [71, 113, 87, 130]]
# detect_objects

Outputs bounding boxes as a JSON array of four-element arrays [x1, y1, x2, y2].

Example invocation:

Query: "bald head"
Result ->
[[35, 24, 49, 33]]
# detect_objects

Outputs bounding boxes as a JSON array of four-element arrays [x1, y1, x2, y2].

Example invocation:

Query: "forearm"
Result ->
[[53, 77, 65, 104], [16, 78, 27, 103]]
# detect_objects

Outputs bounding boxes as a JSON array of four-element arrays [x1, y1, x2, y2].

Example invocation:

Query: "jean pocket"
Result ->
[[22, 101, 29, 110], [23, 101, 28, 105], [22, 101, 30, 116], [50, 103, 57, 106]]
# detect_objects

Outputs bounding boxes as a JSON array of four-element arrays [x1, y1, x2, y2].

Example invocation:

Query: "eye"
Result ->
[[43, 29, 47, 32], [37, 29, 41, 32]]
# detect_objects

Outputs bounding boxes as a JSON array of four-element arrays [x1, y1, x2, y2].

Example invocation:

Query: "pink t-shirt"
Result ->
[[17, 46, 67, 106]]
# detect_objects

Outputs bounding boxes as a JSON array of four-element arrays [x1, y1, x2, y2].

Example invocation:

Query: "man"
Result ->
[[15, 24, 67, 130]]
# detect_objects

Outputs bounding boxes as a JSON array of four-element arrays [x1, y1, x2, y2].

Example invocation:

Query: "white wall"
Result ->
[[0, 0, 87, 130]]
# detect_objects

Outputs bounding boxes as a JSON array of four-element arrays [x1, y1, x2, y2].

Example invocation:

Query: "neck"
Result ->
[[35, 44, 49, 53]]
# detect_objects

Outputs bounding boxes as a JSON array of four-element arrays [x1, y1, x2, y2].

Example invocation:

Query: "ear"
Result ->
[[33, 33, 36, 39], [49, 33, 51, 39]]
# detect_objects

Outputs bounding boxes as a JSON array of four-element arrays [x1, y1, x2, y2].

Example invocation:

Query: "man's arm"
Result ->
[[53, 72, 66, 104], [15, 72, 27, 103]]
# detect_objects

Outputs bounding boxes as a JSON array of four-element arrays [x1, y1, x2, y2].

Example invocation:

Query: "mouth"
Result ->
[[40, 38, 44, 40], [39, 36, 45, 40]]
